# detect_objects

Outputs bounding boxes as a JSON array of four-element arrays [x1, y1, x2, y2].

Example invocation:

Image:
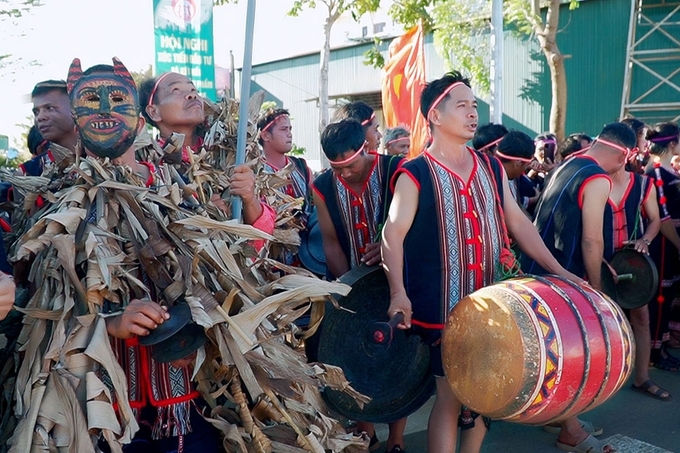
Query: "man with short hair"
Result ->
[[140, 72, 272, 228], [257, 108, 316, 269], [495, 130, 540, 212], [523, 122, 636, 453], [381, 71, 583, 453], [472, 122, 508, 156], [333, 101, 382, 152], [382, 127, 410, 156], [313, 118, 406, 452], [18, 80, 78, 176]]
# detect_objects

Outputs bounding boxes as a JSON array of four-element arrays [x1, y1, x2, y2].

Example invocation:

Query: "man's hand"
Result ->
[[361, 242, 382, 266], [623, 239, 650, 255], [106, 299, 170, 339], [0, 273, 15, 321], [231, 165, 258, 205], [553, 268, 587, 287], [387, 291, 413, 329]]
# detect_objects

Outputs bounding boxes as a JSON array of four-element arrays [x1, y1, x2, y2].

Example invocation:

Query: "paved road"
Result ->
[[375, 367, 680, 452]]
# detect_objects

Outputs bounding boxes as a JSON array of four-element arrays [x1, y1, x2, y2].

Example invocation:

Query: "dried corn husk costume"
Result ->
[[2, 58, 368, 453]]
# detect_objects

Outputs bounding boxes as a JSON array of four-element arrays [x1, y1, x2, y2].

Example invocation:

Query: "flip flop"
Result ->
[[556, 434, 616, 452], [631, 379, 672, 401], [543, 419, 603, 436]]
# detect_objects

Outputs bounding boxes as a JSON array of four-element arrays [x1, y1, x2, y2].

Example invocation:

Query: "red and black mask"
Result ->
[[67, 57, 140, 159]]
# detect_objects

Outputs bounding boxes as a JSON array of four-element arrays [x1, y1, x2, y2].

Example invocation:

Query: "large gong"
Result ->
[[601, 248, 658, 309], [318, 265, 435, 423]]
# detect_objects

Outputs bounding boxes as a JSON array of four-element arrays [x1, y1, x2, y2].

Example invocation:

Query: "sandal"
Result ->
[[653, 355, 680, 372], [556, 434, 616, 452], [543, 419, 603, 436], [631, 379, 672, 401]]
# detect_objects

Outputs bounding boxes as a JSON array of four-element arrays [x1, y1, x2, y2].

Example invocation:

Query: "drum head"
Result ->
[[610, 248, 659, 309], [318, 265, 435, 423]]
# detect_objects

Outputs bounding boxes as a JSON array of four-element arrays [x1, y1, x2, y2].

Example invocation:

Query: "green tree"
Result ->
[[288, 0, 379, 135], [0, 0, 41, 18]]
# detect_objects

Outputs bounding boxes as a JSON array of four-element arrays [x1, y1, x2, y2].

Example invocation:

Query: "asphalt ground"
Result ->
[[374, 366, 680, 452]]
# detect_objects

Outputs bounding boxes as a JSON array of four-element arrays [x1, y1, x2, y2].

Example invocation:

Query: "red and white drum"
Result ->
[[441, 274, 635, 425]]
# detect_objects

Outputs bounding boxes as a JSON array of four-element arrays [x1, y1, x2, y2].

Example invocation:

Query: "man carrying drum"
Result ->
[[522, 122, 638, 453], [381, 71, 582, 453]]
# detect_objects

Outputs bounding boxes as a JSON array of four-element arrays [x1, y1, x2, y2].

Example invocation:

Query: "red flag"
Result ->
[[381, 24, 427, 159]]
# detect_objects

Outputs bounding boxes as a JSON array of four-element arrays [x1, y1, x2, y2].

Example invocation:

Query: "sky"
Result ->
[[0, 0, 353, 150]]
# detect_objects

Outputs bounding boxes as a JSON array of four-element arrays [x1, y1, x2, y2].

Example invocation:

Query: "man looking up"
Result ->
[[140, 72, 271, 227]]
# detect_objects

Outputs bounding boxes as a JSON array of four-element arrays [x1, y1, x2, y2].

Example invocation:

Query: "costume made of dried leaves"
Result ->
[[0, 93, 368, 453]]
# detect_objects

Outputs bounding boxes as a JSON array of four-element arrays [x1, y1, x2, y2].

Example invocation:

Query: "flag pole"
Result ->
[[233, 0, 257, 220]]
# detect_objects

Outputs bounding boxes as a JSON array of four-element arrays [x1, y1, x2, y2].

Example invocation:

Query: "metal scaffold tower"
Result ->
[[621, 0, 680, 123]]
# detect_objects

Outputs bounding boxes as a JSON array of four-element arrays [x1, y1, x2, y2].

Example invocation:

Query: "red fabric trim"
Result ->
[[390, 167, 420, 193], [577, 174, 611, 210], [425, 148, 479, 191], [0, 218, 10, 233], [148, 390, 200, 408], [311, 184, 325, 202], [412, 319, 445, 330], [138, 161, 156, 187]]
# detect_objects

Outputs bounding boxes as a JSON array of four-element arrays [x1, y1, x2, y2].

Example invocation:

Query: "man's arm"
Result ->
[[502, 171, 583, 282], [627, 184, 660, 254], [0, 273, 14, 321], [580, 177, 611, 290], [313, 191, 349, 278], [382, 174, 419, 328]]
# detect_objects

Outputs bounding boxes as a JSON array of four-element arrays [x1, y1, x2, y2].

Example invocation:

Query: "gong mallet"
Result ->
[[365, 312, 406, 356]]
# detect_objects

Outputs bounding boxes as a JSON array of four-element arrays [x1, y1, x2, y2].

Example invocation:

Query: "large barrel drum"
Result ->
[[442, 274, 635, 425]]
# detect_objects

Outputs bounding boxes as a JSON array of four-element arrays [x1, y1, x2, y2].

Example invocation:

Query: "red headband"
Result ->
[[147, 72, 171, 106], [330, 141, 368, 166], [496, 150, 533, 163], [650, 135, 678, 143], [477, 136, 503, 152], [386, 136, 410, 146], [260, 113, 289, 133], [596, 137, 637, 160], [427, 82, 466, 119], [361, 112, 376, 127]]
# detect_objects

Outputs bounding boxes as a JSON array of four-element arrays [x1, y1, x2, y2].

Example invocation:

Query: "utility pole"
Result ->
[[490, 0, 503, 123]]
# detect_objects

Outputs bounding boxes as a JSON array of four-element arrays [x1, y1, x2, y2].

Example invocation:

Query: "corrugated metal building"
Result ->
[[239, 0, 671, 170]]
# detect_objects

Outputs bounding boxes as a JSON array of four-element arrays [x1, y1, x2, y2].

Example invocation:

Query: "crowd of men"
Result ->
[[0, 60, 679, 453]]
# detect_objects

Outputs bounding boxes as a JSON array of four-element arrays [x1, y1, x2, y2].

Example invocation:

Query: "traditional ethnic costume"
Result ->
[[394, 148, 506, 431], [645, 163, 680, 358], [602, 172, 653, 262], [394, 149, 506, 353], [312, 152, 403, 277], [264, 156, 314, 267], [100, 165, 224, 453], [522, 155, 610, 278]]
